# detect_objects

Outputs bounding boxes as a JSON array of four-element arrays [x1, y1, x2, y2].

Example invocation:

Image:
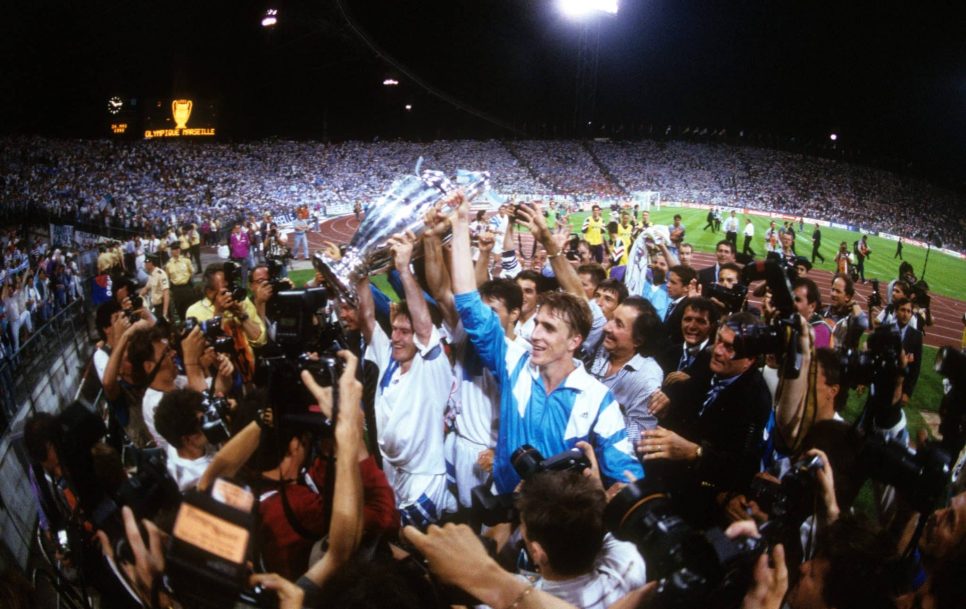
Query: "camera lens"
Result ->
[[510, 445, 544, 481]]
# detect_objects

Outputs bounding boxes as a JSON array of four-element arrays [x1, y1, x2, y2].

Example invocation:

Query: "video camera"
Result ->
[[860, 434, 951, 514], [935, 347, 966, 456], [702, 282, 748, 314], [838, 322, 904, 389], [470, 444, 592, 527], [166, 478, 276, 609], [730, 257, 804, 378], [605, 479, 765, 609], [747, 454, 824, 535]]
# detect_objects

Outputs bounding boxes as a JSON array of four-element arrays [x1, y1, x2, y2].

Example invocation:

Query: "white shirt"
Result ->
[[744, 223, 755, 237], [529, 534, 647, 609], [515, 314, 536, 347], [365, 324, 456, 516], [166, 447, 214, 491], [141, 375, 189, 449]]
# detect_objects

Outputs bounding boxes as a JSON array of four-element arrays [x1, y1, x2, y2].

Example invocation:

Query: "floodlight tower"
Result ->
[[560, 0, 618, 136]]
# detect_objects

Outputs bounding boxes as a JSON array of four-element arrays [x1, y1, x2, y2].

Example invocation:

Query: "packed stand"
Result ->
[[0, 228, 85, 365], [19, 192, 966, 609]]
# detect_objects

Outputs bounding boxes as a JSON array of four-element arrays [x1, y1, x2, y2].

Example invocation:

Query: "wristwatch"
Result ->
[[694, 444, 703, 460]]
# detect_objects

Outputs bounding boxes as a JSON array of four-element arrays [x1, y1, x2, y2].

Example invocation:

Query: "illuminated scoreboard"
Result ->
[[142, 98, 219, 139]]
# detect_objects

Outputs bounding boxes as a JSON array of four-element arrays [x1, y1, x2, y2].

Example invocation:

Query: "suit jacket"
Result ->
[[901, 325, 923, 397], [697, 264, 718, 289], [658, 367, 772, 526], [663, 297, 688, 345]]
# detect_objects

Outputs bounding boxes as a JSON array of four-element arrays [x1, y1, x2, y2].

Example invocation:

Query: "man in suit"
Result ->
[[639, 310, 772, 527], [895, 297, 922, 402], [697, 240, 736, 289], [663, 264, 697, 345]]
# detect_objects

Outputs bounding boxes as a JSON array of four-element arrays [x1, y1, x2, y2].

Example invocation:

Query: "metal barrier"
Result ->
[[0, 299, 96, 435]]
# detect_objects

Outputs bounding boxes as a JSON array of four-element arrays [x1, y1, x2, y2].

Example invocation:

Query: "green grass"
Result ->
[[559, 208, 966, 301]]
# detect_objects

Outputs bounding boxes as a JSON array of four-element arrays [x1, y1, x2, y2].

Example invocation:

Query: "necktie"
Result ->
[[701, 376, 727, 416]]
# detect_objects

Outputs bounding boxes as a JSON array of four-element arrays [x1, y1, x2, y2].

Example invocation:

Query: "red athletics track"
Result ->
[[309, 216, 966, 350]]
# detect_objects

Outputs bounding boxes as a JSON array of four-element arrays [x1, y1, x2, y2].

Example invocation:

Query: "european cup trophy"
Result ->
[[314, 167, 490, 306]]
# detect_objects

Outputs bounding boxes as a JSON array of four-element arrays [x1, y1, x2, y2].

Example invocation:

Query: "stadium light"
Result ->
[[559, 0, 619, 19], [261, 9, 278, 28], [829, 133, 838, 141], [404, 104, 413, 111], [383, 78, 400, 86]]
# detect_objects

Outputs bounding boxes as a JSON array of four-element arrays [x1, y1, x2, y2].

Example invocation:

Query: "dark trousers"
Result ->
[[812, 244, 825, 263], [742, 235, 755, 256], [170, 284, 196, 323], [590, 243, 604, 264], [726, 231, 738, 248]]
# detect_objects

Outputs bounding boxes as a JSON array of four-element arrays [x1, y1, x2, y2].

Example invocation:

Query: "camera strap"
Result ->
[[278, 481, 322, 542]]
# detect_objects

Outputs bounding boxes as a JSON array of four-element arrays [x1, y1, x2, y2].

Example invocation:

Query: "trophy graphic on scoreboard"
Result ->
[[314, 165, 490, 306], [171, 99, 193, 129]]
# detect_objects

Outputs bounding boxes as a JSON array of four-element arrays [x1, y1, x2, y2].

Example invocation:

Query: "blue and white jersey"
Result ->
[[454, 291, 644, 494]]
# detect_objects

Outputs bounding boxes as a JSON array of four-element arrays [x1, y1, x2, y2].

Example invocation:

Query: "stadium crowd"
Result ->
[[15, 178, 966, 609], [2, 136, 964, 250]]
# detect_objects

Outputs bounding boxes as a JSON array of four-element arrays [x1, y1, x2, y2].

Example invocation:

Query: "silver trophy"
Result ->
[[314, 166, 490, 306]]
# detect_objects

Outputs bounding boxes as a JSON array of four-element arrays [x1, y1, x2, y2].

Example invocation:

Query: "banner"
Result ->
[[49, 224, 74, 247]]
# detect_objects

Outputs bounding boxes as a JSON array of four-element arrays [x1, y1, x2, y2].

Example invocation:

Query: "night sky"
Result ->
[[2, 1, 964, 181]]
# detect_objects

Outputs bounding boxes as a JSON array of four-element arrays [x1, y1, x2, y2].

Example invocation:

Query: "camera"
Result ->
[[128, 294, 144, 311], [267, 287, 330, 352], [702, 282, 748, 314], [747, 455, 824, 534], [868, 278, 882, 309], [935, 347, 966, 456], [166, 479, 265, 609], [200, 395, 233, 445], [908, 279, 931, 309], [729, 316, 803, 379], [860, 435, 951, 514], [184, 316, 225, 341], [838, 323, 903, 388], [470, 444, 592, 527], [222, 261, 249, 303], [510, 444, 591, 481], [605, 479, 764, 609]]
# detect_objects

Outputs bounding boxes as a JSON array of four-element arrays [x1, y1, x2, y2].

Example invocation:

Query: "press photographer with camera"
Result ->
[[185, 262, 267, 382], [703, 261, 748, 316], [93, 300, 156, 448], [126, 325, 234, 449], [511, 452, 647, 609], [822, 273, 869, 347], [153, 388, 220, 491]]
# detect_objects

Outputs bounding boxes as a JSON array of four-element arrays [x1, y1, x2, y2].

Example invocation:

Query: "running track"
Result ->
[[310, 216, 966, 349]]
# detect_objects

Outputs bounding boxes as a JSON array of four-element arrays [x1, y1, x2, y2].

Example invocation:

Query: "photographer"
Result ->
[[513, 466, 646, 608], [822, 273, 869, 347], [705, 262, 747, 316], [872, 280, 913, 328], [186, 262, 266, 382], [126, 325, 233, 449], [153, 388, 218, 491], [93, 300, 156, 448], [785, 515, 899, 609]]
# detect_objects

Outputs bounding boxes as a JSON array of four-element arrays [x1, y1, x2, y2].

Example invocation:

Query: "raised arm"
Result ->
[[475, 230, 496, 287], [356, 276, 376, 345], [302, 351, 364, 586], [451, 195, 478, 296], [387, 231, 433, 346], [517, 203, 585, 300], [197, 420, 261, 492], [422, 209, 458, 328]]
